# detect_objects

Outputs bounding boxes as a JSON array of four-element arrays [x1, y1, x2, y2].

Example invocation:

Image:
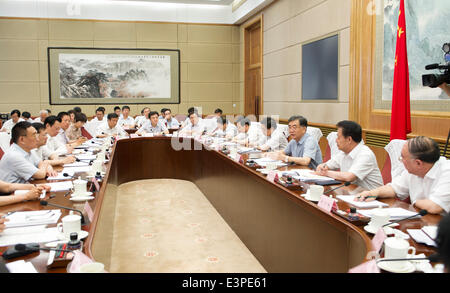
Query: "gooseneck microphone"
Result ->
[[40, 200, 85, 225], [382, 209, 428, 227], [2, 243, 73, 260], [324, 181, 352, 194], [15, 243, 72, 253]]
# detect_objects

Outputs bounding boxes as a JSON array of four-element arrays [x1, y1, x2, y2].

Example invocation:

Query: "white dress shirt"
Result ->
[[325, 143, 383, 190], [118, 116, 135, 128], [261, 129, 288, 151], [95, 123, 127, 137], [390, 157, 450, 213], [137, 120, 168, 134], [46, 134, 68, 156], [0, 143, 40, 183], [180, 119, 206, 136], [1, 118, 24, 132], [31, 145, 54, 161]]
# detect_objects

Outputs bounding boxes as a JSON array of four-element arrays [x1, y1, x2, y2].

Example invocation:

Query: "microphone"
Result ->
[[382, 209, 428, 227], [40, 200, 86, 225], [425, 63, 440, 70], [15, 243, 72, 253], [377, 253, 439, 263], [324, 181, 352, 194]]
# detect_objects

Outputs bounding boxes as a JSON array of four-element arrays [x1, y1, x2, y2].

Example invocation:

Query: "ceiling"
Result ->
[[111, 0, 235, 5]]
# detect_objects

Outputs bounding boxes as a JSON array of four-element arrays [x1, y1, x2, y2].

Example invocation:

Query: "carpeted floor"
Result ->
[[109, 179, 266, 273]]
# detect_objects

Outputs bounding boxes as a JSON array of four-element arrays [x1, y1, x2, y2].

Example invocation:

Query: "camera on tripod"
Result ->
[[422, 43, 450, 88]]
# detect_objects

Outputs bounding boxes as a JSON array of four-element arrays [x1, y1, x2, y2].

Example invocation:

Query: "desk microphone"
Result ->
[[382, 209, 428, 227], [40, 200, 86, 225], [2, 243, 72, 260], [324, 182, 352, 194]]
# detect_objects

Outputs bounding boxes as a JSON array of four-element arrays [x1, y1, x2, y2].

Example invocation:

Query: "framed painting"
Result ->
[[48, 47, 180, 105]]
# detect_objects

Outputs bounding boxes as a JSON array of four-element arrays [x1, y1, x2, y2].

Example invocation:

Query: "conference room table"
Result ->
[[0, 136, 441, 273]]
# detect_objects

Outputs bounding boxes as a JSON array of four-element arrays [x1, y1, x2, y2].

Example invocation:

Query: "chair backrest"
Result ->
[[384, 139, 407, 179], [0, 132, 11, 153], [306, 126, 323, 143], [326, 132, 342, 158], [381, 154, 392, 185], [81, 126, 93, 139]]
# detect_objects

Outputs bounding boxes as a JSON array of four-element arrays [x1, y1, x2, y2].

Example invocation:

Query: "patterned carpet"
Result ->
[[109, 179, 266, 273]]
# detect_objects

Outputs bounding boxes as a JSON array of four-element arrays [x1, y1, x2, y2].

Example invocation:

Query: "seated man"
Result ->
[[162, 108, 180, 129], [210, 116, 237, 138], [180, 107, 202, 129], [268, 116, 322, 169], [56, 112, 81, 149], [114, 106, 122, 118], [0, 180, 50, 207], [316, 120, 383, 190], [232, 117, 262, 146], [33, 109, 49, 124], [118, 106, 135, 129], [137, 111, 169, 136], [357, 136, 450, 214], [65, 112, 88, 141], [45, 116, 71, 156], [159, 108, 168, 121], [21, 111, 33, 123], [67, 109, 76, 124], [135, 107, 150, 128], [256, 117, 288, 151], [179, 112, 206, 136], [1, 109, 24, 133], [0, 122, 56, 183], [31, 123, 76, 166], [91, 107, 106, 123], [96, 113, 128, 138], [214, 108, 223, 117]]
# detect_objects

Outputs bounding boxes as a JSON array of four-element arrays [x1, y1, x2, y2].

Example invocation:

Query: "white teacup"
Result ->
[[73, 178, 88, 197], [57, 213, 81, 239], [309, 185, 324, 201], [384, 237, 416, 270], [79, 262, 105, 273], [368, 208, 390, 229]]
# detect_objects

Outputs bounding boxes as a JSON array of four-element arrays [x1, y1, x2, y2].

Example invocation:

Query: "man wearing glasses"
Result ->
[[356, 136, 450, 215], [0, 121, 56, 184]]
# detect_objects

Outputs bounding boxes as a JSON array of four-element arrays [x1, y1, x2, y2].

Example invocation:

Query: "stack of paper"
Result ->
[[238, 147, 261, 154], [336, 195, 389, 209], [75, 154, 97, 161], [64, 161, 90, 167], [0, 226, 60, 247], [3, 210, 61, 228], [290, 169, 335, 183], [358, 208, 420, 220], [407, 229, 437, 247], [46, 181, 73, 192], [63, 166, 91, 174], [5, 260, 38, 273], [252, 158, 287, 168]]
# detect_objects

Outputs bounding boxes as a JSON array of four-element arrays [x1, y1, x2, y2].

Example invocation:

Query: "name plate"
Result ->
[[371, 228, 387, 253], [130, 133, 139, 138], [348, 259, 380, 273], [318, 195, 338, 212], [266, 171, 279, 183], [83, 202, 94, 223]]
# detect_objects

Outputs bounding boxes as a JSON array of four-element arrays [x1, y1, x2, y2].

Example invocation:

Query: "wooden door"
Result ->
[[244, 17, 263, 120]]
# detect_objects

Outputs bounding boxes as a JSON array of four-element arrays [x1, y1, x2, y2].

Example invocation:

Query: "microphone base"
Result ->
[[332, 210, 370, 226]]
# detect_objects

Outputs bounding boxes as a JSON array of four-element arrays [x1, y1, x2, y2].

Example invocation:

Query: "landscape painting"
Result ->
[[48, 48, 180, 105]]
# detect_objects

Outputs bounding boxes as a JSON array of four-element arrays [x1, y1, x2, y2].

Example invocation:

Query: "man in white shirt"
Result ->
[[0, 121, 56, 183], [135, 107, 150, 128], [357, 136, 450, 214], [137, 111, 169, 136], [316, 120, 383, 190], [179, 112, 206, 136], [56, 112, 81, 149], [96, 113, 128, 138], [162, 108, 180, 129], [118, 106, 134, 129], [21, 111, 33, 123], [31, 122, 75, 166], [1, 110, 24, 133], [45, 116, 71, 156], [210, 116, 237, 138], [91, 107, 106, 123], [256, 117, 288, 151], [232, 117, 265, 146], [33, 109, 49, 124]]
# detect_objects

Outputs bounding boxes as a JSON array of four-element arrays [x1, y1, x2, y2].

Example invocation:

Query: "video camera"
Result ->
[[422, 43, 450, 88]]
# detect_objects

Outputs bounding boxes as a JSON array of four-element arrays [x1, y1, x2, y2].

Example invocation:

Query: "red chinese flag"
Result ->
[[390, 0, 411, 141]]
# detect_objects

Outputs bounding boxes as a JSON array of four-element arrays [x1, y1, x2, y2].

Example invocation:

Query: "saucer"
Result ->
[[57, 230, 89, 241], [71, 191, 93, 197], [303, 190, 321, 203], [363, 224, 395, 235], [377, 260, 416, 273], [70, 196, 94, 202]]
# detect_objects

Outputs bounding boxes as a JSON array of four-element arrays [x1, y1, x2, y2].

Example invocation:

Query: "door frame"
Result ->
[[243, 15, 264, 118]]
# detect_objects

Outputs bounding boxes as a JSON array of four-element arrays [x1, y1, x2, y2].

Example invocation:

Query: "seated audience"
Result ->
[[159, 108, 168, 120], [268, 116, 322, 169], [357, 136, 450, 214], [256, 117, 288, 151], [33, 109, 49, 124], [179, 112, 206, 136], [316, 120, 383, 190], [180, 107, 202, 129], [65, 112, 88, 141], [45, 116, 71, 156], [210, 116, 237, 138], [114, 106, 122, 117], [137, 111, 169, 136], [118, 106, 135, 129], [1, 109, 23, 133], [91, 107, 106, 123], [232, 117, 264, 146], [135, 107, 150, 128], [56, 112, 81, 149], [162, 108, 180, 129], [96, 113, 128, 138], [0, 121, 56, 183]]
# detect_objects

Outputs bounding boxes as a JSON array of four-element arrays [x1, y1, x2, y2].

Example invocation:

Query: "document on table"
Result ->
[[336, 195, 389, 209], [6, 260, 38, 273], [238, 147, 261, 154], [358, 208, 420, 220], [0, 226, 60, 247], [46, 171, 75, 181], [46, 181, 73, 192], [64, 161, 90, 167], [252, 158, 287, 168], [62, 166, 91, 174], [75, 154, 97, 161], [3, 210, 61, 228], [289, 169, 336, 183], [407, 229, 437, 247]]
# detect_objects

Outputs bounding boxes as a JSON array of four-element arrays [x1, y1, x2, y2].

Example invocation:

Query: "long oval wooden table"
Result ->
[[0, 136, 441, 273]]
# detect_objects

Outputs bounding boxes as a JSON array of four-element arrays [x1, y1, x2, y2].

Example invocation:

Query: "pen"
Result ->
[[357, 195, 377, 201]]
